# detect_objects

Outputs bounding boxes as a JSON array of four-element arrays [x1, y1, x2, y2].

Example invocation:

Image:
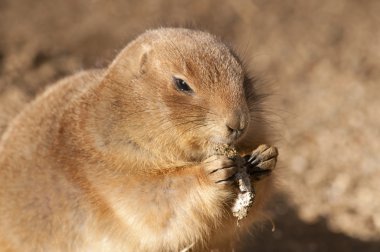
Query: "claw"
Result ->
[[244, 155, 260, 167], [249, 158, 261, 167], [247, 155, 255, 162], [243, 154, 273, 181], [216, 174, 237, 185]]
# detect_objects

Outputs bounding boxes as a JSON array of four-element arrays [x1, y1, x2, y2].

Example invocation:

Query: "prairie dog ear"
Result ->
[[107, 42, 152, 79], [139, 47, 150, 75]]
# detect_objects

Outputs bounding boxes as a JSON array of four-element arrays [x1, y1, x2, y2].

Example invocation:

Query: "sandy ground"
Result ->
[[1, 0, 380, 251]]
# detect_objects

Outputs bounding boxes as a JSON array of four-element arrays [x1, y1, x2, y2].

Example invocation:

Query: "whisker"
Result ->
[[151, 117, 211, 142], [164, 101, 218, 117], [175, 123, 208, 140]]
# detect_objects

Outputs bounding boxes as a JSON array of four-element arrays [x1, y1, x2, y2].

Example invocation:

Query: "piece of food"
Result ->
[[214, 144, 254, 222], [214, 144, 275, 223]]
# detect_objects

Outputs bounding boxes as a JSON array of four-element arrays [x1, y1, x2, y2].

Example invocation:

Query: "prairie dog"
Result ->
[[0, 28, 276, 251]]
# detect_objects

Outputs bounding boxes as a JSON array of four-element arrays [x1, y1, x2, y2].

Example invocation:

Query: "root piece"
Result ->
[[214, 144, 255, 223]]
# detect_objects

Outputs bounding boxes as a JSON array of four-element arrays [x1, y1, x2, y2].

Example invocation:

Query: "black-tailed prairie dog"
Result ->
[[0, 28, 278, 251]]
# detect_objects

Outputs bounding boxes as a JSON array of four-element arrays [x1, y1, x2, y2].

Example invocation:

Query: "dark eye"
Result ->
[[173, 77, 193, 94]]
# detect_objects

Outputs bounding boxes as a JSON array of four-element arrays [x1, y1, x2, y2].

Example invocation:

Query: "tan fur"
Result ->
[[0, 28, 274, 252]]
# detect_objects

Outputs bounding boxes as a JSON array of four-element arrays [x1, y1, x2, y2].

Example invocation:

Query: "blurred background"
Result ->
[[0, 0, 379, 251]]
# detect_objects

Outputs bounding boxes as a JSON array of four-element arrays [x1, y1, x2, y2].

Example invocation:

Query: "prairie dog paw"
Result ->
[[245, 144, 278, 181], [202, 155, 238, 186]]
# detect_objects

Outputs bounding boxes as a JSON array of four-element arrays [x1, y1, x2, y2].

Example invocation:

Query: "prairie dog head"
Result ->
[[95, 28, 265, 162]]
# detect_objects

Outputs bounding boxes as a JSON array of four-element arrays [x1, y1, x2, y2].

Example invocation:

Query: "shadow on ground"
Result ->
[[242, 195, 380, 252]]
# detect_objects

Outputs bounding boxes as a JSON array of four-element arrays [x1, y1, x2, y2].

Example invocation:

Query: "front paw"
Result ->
[[245, 144, 278, 181], [202, 155, 238, 187]]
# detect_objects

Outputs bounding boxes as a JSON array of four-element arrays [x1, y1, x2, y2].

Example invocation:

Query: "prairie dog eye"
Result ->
[[173, 77, 193, 94]]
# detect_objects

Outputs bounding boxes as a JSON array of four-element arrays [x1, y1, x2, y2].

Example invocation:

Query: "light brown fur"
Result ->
[[0, 28, 275, 251]]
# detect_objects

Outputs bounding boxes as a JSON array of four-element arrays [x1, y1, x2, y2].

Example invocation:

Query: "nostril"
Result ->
[[226, 125, 237, 134], [226, 119, 246, 133], [226, 117, 241, 132], [225, 110, 248, 138], [226, 125, 241, 138]]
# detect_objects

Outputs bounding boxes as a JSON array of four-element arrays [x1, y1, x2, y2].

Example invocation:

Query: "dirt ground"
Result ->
[[1, 0, 380, 251]]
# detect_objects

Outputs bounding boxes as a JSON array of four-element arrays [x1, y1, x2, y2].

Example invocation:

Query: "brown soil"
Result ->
[[1, 0, 379, 251]]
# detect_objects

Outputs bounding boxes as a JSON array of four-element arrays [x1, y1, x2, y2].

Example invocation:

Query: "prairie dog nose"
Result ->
[[225, 110, 247, 136]]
